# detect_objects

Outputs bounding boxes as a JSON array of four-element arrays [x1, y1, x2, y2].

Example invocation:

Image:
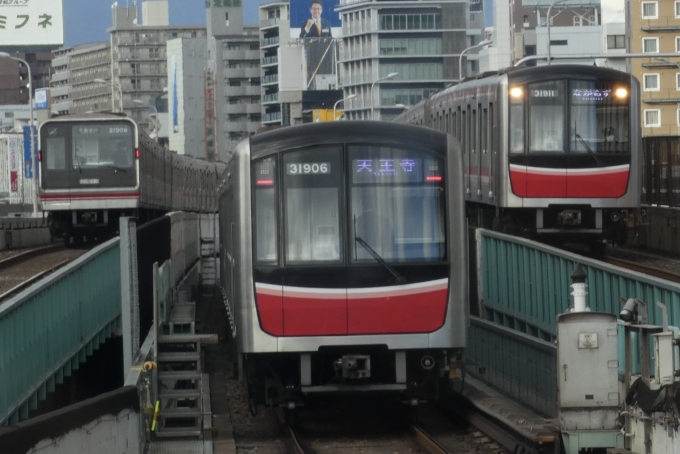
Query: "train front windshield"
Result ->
[[253, 145, 446, 267], [42, 121, 136, 189], [510, 79, 630, 155]]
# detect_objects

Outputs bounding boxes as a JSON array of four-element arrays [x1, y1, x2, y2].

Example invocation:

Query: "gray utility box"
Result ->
[[557, 312, 620, 431]]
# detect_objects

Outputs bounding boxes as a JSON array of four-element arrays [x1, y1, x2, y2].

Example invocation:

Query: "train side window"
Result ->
[[283, 147, 343, 264], [509, 91, 524, 153], [44, 125, 67, 170], [528, 81, 565, 153], [253, 157, 278, 264]]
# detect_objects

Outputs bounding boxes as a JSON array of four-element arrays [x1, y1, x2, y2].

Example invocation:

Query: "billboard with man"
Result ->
[[0, 0, 64, 47], [290, 0, 341, 40]]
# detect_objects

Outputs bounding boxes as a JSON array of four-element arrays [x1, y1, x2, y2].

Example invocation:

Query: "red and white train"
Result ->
[[39, 114, 223, 243], [395, 65, 641, 250], [218, 122, 467, 408]]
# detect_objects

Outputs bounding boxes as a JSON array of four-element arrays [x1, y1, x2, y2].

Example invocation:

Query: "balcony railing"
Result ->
[[262, 56, 278, 66], [263, 92, 280, 103], [641, 17, 680, 31], [260, 18, 281, 28], [642, 88, 680, 103], [261, 37, 280, 48], [263, 111, 282, 123], [262, 74, 279, 85]]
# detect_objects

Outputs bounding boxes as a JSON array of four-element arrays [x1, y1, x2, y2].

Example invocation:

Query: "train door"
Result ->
[[280, 147, 347, 336], [480, 103, 490, 200], [462, 106, 470, 197], [526, 81, 567, 197], [473, 104, 482, 198], [40, 123, 71, 196]]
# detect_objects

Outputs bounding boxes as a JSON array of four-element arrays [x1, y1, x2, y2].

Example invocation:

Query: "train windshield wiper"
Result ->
[[100, 164, 128, 173], [575, 133, 603, 166], [355, 236, 406, 284], [73, 154, 83, 174]]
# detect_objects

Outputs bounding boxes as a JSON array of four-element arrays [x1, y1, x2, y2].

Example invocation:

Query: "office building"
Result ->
[[336, 0, 484, 121]]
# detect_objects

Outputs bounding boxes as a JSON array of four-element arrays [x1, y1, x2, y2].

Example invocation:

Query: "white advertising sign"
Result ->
[[8, 137, 18, 193], [0, 0, 64, 47]]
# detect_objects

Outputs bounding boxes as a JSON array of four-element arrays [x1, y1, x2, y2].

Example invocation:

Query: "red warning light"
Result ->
[[135, 149, 140, 159], [256, 179, 274, 186], [426, 176, 442, 182]]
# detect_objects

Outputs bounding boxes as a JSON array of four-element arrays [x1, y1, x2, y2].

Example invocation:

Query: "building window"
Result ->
[[676, 1, 680, 18], [677, 107, 680, 125], [642, 37, 659, 53], [607, 35, 625, 49], [676, 36, 680, 52], [642, 2, 658, 19], [676, 73, 680, 90], [644, 109, 661, 127], [643, 73, 660, 91]]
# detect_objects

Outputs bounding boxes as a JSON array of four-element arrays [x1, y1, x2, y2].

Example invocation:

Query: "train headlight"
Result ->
[[510, 87, 523, 98], [615, 88, 628, 99]]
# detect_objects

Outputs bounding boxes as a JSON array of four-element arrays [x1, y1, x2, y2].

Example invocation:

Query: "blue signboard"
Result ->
[[290, 0, 341, 38], [22, 126, 38, 179], [35, 88, 49, 110]]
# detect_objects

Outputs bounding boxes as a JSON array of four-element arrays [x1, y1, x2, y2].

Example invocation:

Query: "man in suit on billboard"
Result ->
[[299, 0, 332, 38]]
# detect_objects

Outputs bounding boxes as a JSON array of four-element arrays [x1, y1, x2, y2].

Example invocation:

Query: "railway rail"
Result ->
[[604, 255, 680, 284], [277, 400, 512, 454], [0, 245, 87, 303]]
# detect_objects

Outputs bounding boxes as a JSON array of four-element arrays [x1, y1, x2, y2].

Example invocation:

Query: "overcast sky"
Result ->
[[64, 0, 270, 46]]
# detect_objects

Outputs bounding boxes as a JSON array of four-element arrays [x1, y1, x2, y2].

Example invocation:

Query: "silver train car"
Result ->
[[39, 114, 223, 243], [218, 122, 467, 407], [395, 65, 641, 250]]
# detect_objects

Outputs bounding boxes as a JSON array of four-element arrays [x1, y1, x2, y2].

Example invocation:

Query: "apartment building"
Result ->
[[108, 3, 206, 134], [51, 42, 112, 115], [259, 2, 291, 126], [632, 0, 680, 136], [0, 50, 53, 106], [206, 2, 261, 160], [336, 0, 484, 121]]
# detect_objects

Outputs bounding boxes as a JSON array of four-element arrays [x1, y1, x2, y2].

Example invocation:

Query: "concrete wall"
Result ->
[[0, 218, 52, 250], [643, 206, 680, 254], [0, 386, 141, 454]]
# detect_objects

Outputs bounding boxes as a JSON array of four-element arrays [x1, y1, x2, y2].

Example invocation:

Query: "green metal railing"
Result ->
[[476, 229, 680, 338], [0, 239, 121, 425], [468, 229, 680, 416], [468, 317, 557, 417]]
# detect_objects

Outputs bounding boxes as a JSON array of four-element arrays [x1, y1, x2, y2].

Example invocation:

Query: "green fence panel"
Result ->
[[0, 239, 121, 425], [466, 316, 558, 417], [477, 230, 680, 337]]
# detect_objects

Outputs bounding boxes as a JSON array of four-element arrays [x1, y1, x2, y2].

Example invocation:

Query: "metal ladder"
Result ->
[[154, 300, 217, 439]]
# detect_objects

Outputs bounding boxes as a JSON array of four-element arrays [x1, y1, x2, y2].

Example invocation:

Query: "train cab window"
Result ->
[[509, 87, 524, 153], [44, 125, 67, 170], [283, 147, 343, 264], [349, 146, 446, 263], [72, 123, 135, 169], [528, 81, 565, 153], [253, 157, 278, 264], [570, 81, 630, 154]]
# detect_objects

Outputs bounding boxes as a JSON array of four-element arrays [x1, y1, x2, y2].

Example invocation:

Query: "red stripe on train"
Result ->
[[255, 280, 448, 336], [41, 192, 140, 200], [509, 165, 629, 198]]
